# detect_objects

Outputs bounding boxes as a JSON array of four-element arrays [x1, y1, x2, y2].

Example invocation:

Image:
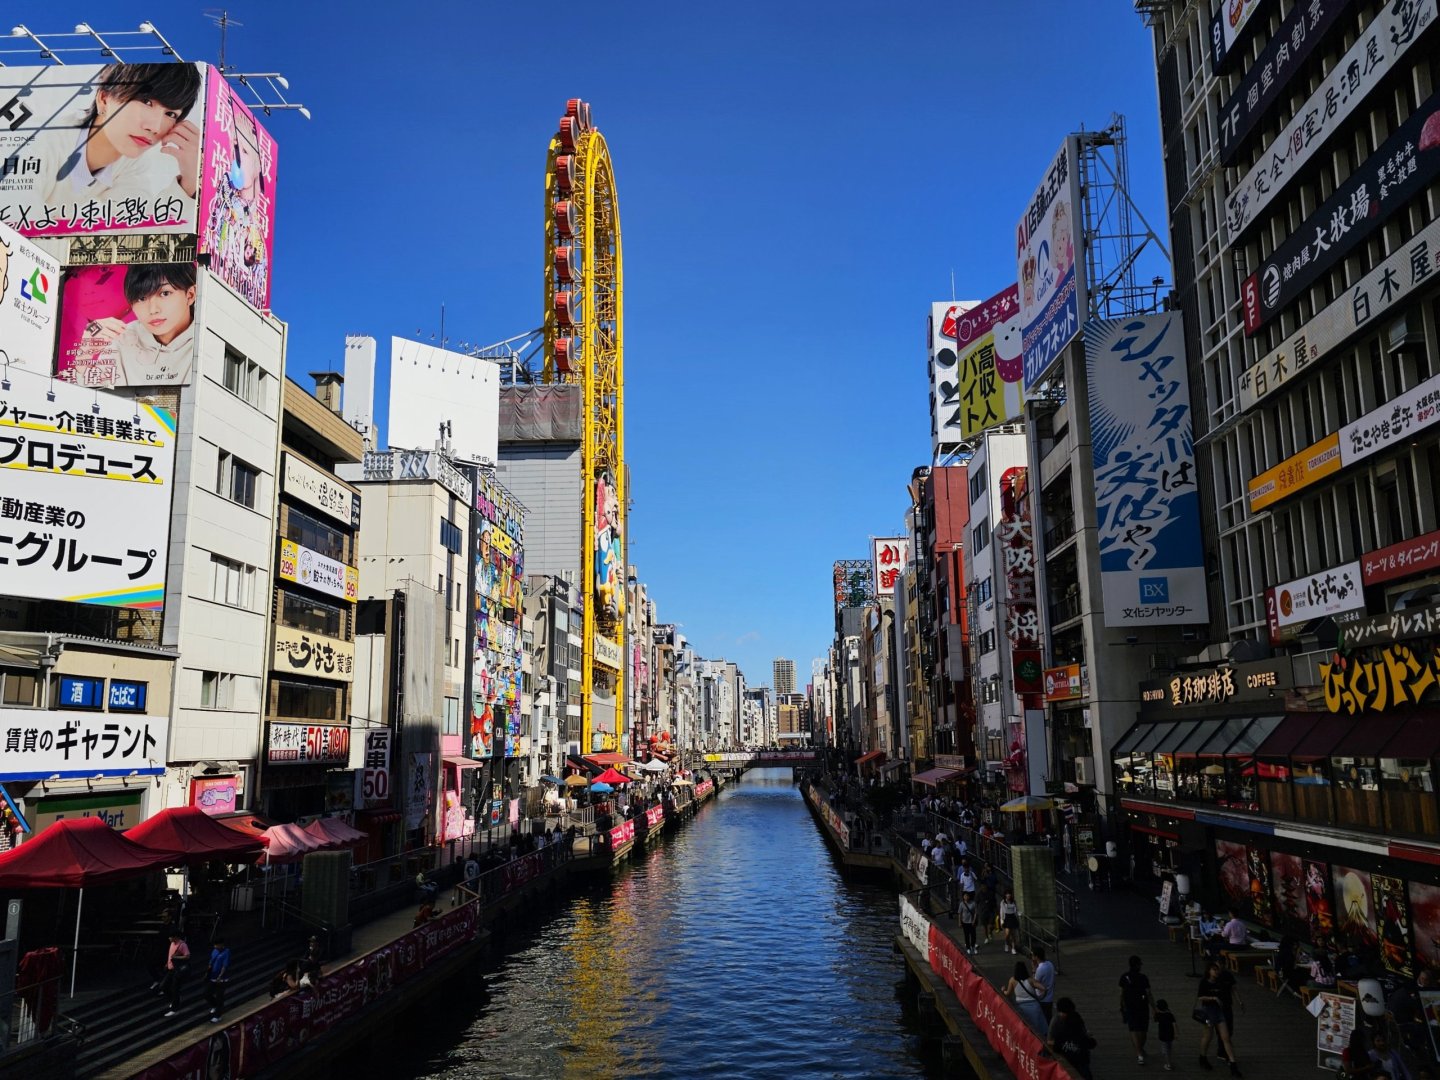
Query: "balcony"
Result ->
[[1043, 513, 1075, 550], [1048, 591, 1081, 627]]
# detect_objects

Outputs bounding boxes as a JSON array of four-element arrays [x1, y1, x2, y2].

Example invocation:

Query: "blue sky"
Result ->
[[36, 2, 1169, 689]]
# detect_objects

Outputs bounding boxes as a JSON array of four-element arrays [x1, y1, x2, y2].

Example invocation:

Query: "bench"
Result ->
[[1169, 925, 1188, 945], [1221, 949, 1271, 974]]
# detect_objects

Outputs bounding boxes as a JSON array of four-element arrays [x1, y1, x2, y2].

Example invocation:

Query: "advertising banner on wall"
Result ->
[[267, 722, 351, 765], [1247, 432, 1341, 512], [0, 219, 59, 369], [388, 338, 499, 466], [951, 286, 1025, 440], [930, 300, 973, 452], [0, 708, 167, 780], [0, 366, 175, 608], [273, 624, 355, 683], [1017, 138, 1083, 390], [1339, 371, 1440, 466], [594, 469, 622, 621], [283, 451, 360, 528], [279, 539, 358, 603], [197, 70, 278, 311], [56, 263, 198, 387], [1338, 600, 1440, 648], [1362, 527, 1440, 585], [356, 729, 392, 809], [1271, 560, 1365, 628], [1083, 313, 1208, 626], [1043, 664, 1083, 702], [1209, 0, 1270, 72], [1224, 0, 1436, 243], [872, 537, 909, 596], [472, 473, 524, 761], [1242, 90, 1440, 335], [190, 774, 241, 816], [1218, 0, 1353, 163], [0, 63, 207, 237]]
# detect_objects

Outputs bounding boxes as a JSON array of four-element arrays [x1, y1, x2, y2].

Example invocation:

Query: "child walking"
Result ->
[[1154, 998, 1177, 1071]]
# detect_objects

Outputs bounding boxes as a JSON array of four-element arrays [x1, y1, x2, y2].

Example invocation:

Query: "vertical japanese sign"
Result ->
[[1083, 312, 1208, 626], [1209, 0, 1270, 72], [0, 366, 175, 608], [198, 68, 279, 311], [357, 729, 392, 809], [872, 537, 909, 597], [930, 300, 974, 452], [1018, 138, 1084, 390], [0, 63, 207, 237], [472, 474, 525, 760], [995, 467, 1039, 694], [951, 285, 1025, 440], [0, 219, 59, 369]]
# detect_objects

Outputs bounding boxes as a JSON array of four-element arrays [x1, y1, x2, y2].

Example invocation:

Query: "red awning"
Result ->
[[225, 817, 332, 864], [303, 817, 367, 848], [585, 753, 632, 768], [127, 807, 264, 865], [0, 817, 175, 888], [442, 755, 487, 770], [1331, 714, 1406, 758], [593, 767, 631, 786], [855, 750, 887, 767], [1254, 713, 1321, 758], [1290, 714, 1359, 760], [1380, 715, 1440, 760], [913, 767, 962, 787]]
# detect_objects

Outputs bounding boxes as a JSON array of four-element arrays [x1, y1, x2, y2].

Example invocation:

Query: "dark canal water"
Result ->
[[381, 769, 940, 1079]]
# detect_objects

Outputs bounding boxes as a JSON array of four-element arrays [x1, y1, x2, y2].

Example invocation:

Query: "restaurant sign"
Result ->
[[1337, 600, 1440, 650], [267, 723, 351, 765], [1140, 659, 1292, 712], [273, 625, 355, 683], [1320, 642, 1440, 714], [279, 539, 358, 603], [1362, 528, 1440, 585], [1043, 663, 1085, 702]]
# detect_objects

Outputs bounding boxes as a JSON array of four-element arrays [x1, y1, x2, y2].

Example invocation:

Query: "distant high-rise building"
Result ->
[[772, 657, 796, 696]]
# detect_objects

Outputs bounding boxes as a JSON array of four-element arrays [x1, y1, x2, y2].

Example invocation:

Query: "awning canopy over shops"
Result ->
[[854, 750, 886, 768], [224, 816, 331, 864], [126, 807, 263, 866], [1254, 712, 1320, 759], [1380, 714, 1440, 759], [567, 753, 601, 777], [442, 755, 489, 770], [585, 753, 634, 769], [1113, 723, 1154, 756], [1332, 714, 1406, 758], [1172, 718, 1227, 754], [1289, 714, 1358, 760], [1132, 722, 1177, 754], [912, 767, 962, 787], [303, 817, 367, 849], [0, 817, 175, 888]]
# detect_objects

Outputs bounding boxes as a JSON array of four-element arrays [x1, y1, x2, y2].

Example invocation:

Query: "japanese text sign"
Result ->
[[1083, 313, 1208, 626], [930, 300, 975, 452], [1321, 642, 1440, 714], [1338, 600, 1440, 649], [0, 707, 165, 781], [1018, 138, 1084, 390], [267, 722, 350, 765], [0, 366, 175, 609], [56, 263, 199, 388], [273, 624, 354, 683], [279, 538, 358, 603], [1210, 0, 1271, 72], [1362, 527, 1440, 585], [1044, 663, 1084, 702], [872, 537, 909, 596], [0, 63, 208, 237], [1339, 371, 1440, 466], [356, 729, 392, 809], [0, 218, 59, 370], [283, 451, 359, 528], [190, 774, 240, 816], [956, 286, 1025, 440], [1247, 433, 1340, 511], [1272, 560, 1365, 628]]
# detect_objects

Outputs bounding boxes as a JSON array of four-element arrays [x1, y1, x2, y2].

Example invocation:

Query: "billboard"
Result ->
[[872, 537, 908, 596], [0, 219, 59, 369], [950, 286, 1024, 440], [1018, 138, 1083, 390], [273, 624, 355, 683], [278, 539, 358, 602], [56, 263, 197, 387], [283, 451, 360, 528], [1242, 90, 1440, 335], [1083, 313, 1208, 626], [1247, 433, 1341, 512], [197, 67, 278, 311], [1224, 0, 1436, 242], [1271, 561, 1365, 628], [1209, 0, 1270, 72], [930, 300, 975, 450], [0, 63, 207, 237], [1339, 371, 1440, 466], [387, 338, 500, 466], [0, 365, 175, 608], [0, 708, 167, 781], [267, 722, 350, 765]]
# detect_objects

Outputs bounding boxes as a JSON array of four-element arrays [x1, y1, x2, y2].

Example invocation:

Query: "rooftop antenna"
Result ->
[[950, 269, 956, 302], [203, 9, 241, 73]]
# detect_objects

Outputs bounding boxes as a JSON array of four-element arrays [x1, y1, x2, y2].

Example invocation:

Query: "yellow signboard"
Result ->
[[1247, 432, 1340, 512], [958, 332, 1025, 440], [1321, 642, 1440, 714], [278, 539, 359, 603], [273, 624, 355, 683]]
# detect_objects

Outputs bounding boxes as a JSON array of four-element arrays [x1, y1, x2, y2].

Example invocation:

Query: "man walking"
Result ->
[[204, 937, 231, 1022], [1118, 954, 1153, 1064], [160, 931, 190, 1018], [1031, 945, 1056, 1022]]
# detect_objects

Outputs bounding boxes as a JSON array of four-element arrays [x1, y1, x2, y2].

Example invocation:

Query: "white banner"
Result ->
[[872, 536, 909, 597], [0, 219, 60, 369], [1272, 560, 1365, 628], [0, 366, 175, 608], [279, 538, 358, 603], [1018, 138, 1083, 390], [1224, 0, 1436, 242], [1339, 371, 1440, 466], [356, 729, 392, 809], [283, 451, 359, 527], [899, 893, 931, 955], [930, 300, 972, 452], [0, 706, 168, 781], [1240, 213, 1440, 412], [273, 624, 355, 683], [593, 635, 621, 671]]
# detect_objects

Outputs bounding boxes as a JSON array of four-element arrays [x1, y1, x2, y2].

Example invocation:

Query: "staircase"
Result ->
[[69, 927, 307, 1078]]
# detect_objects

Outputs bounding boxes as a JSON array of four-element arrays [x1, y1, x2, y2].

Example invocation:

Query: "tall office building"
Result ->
[[772, 657, 796, 697]]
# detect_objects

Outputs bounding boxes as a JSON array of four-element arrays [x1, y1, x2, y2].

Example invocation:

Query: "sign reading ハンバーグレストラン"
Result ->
[[0, 367, 175, 609], [1083, 313, 1208, 626], [1018, 138, 1083, 390]]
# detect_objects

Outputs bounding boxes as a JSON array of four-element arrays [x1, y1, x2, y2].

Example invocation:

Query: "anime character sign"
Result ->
[[594, 470, 623, 620], [1307, 859, 1336, 949], [1374, 873, 1414, 977]]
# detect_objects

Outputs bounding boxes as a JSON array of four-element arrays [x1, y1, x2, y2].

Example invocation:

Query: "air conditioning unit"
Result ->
[[1074, 756, 1095, 786], [1388, 314, 1425, 354]]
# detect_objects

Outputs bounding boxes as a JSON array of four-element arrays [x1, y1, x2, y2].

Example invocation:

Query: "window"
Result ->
[[211, 554, 254, 608], [971, 519, 990, 554], [223, 348, 265, 407], [276, 680, 337, 721], [443, 696, 460, 736], [978, 630, 996, 655], [280, 589, 343, 638], [439, 518, 463, 554], [200, 671, 235, 709], [0, 669, 37, 707], [217, 451, 259, 509], [969, 465, 987, 505], [974, 578, 992, 604], [285, 508, 345, 561]]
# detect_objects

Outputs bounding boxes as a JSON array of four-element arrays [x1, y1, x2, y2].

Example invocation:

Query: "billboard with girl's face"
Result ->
[[198, 73, 278, 310], [55, 263, 197, 387], [0, 63, 206, 236]]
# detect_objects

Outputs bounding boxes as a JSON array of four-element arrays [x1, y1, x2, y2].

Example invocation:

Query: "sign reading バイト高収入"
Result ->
[[953, 286, 1025, 441], [872, 537, 909, 596], [283, 451, 359, 528], [1083, 313, 1208, 626], [1018, 138, 1083, 390], [0, 366, 176, 610]]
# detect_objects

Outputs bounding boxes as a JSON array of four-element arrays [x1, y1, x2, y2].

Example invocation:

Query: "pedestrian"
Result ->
[[1368, 1032, 1412, 1080], [1005, 959, 1047, 1033], [1211, 957, 1242, 1056], [160, 931, 190, 1018], [958, 892, 980, 953], [1119, 954, 1153, 1064], [1000, 890, 1020, 953], [1047, 996, 1097, 1080], [978, 865, 999, 944], [1154, 997, 1178, 1071], [1031, 945, 1056, 1021], [204, 937, 230, 1022], [1196, 960, 1242, 1076]]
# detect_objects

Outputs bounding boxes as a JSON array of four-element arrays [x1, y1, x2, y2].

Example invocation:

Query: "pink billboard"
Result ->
[[56, 262, 198, 387], [198, 72, 278, 311]]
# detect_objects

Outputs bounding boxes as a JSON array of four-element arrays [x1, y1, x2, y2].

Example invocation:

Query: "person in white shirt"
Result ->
[[75, 263, 196, 386]]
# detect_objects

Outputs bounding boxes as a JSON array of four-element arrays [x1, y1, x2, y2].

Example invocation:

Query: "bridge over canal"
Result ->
[[699, 749, 819, 776]]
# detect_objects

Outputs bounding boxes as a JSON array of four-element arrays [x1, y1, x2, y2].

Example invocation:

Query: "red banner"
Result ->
[[608, 819, 635, 848], [695, 779, 714, 798], [645, 804, 665, 828], [1362, 528, 1440, 586], [501, 850, 544, 892]]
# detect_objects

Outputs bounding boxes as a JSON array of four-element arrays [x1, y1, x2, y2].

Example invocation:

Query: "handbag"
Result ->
[[1192, 1002, 1210, 1024]]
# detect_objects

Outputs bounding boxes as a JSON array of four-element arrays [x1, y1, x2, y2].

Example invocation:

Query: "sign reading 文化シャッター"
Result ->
[[1224, 0, 1436, 244], [1242, 90, 1440, 335], [1239, 212, 1440, 413], [273, 624, 355, 683], [1083, 313, 1208, 626], [1218, 0, 1354, 164], [283, 451, 360, 528]]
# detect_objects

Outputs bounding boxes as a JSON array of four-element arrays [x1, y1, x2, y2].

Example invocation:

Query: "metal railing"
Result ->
[[923, 811, 1079, 933], [906, 881, 1061, 973]]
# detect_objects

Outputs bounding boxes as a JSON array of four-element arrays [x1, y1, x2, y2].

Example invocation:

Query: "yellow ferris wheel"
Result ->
[[543, 99, 626, 757]]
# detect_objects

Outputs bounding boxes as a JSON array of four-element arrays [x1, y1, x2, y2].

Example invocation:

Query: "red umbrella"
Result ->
[[592, 767, 631, 786]]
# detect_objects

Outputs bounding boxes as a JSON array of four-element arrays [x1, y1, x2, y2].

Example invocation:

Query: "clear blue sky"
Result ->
[[37, 2, 1168, 689]]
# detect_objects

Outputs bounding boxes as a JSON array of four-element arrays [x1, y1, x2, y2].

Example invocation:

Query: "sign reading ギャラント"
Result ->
[[0, 366, 175, 609], [1017, 138, 1083, 390], [1083, 313, 1208, 627], [0, 709, 166, 781]]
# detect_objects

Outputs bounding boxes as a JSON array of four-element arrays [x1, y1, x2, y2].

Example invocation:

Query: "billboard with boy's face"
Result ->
[[0, 63, 206, 237], [198, 73, 277, 311], [56, 263, 198, 387]]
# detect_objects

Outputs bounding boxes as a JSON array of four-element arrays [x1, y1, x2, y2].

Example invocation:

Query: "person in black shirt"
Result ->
[[1154, 998, 1178, 1072], [1119, 954, 1154, 1064], [1047, 996, 1096, 1080], [1197, 961, 1242, 1076]]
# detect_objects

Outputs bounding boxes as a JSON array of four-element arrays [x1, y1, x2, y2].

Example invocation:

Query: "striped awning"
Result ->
[[912, 767, 962, 787]]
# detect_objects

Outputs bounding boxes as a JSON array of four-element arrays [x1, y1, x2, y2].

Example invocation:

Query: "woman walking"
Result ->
[[1004, 959, 1047, 1033], [1000, 889, 1021, 953], [958, 891, 980, 954], [1196, 960, 1243, 1076]]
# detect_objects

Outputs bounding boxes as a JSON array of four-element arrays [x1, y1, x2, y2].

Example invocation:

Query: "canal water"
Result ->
[[380, 769, 942, 1079]]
